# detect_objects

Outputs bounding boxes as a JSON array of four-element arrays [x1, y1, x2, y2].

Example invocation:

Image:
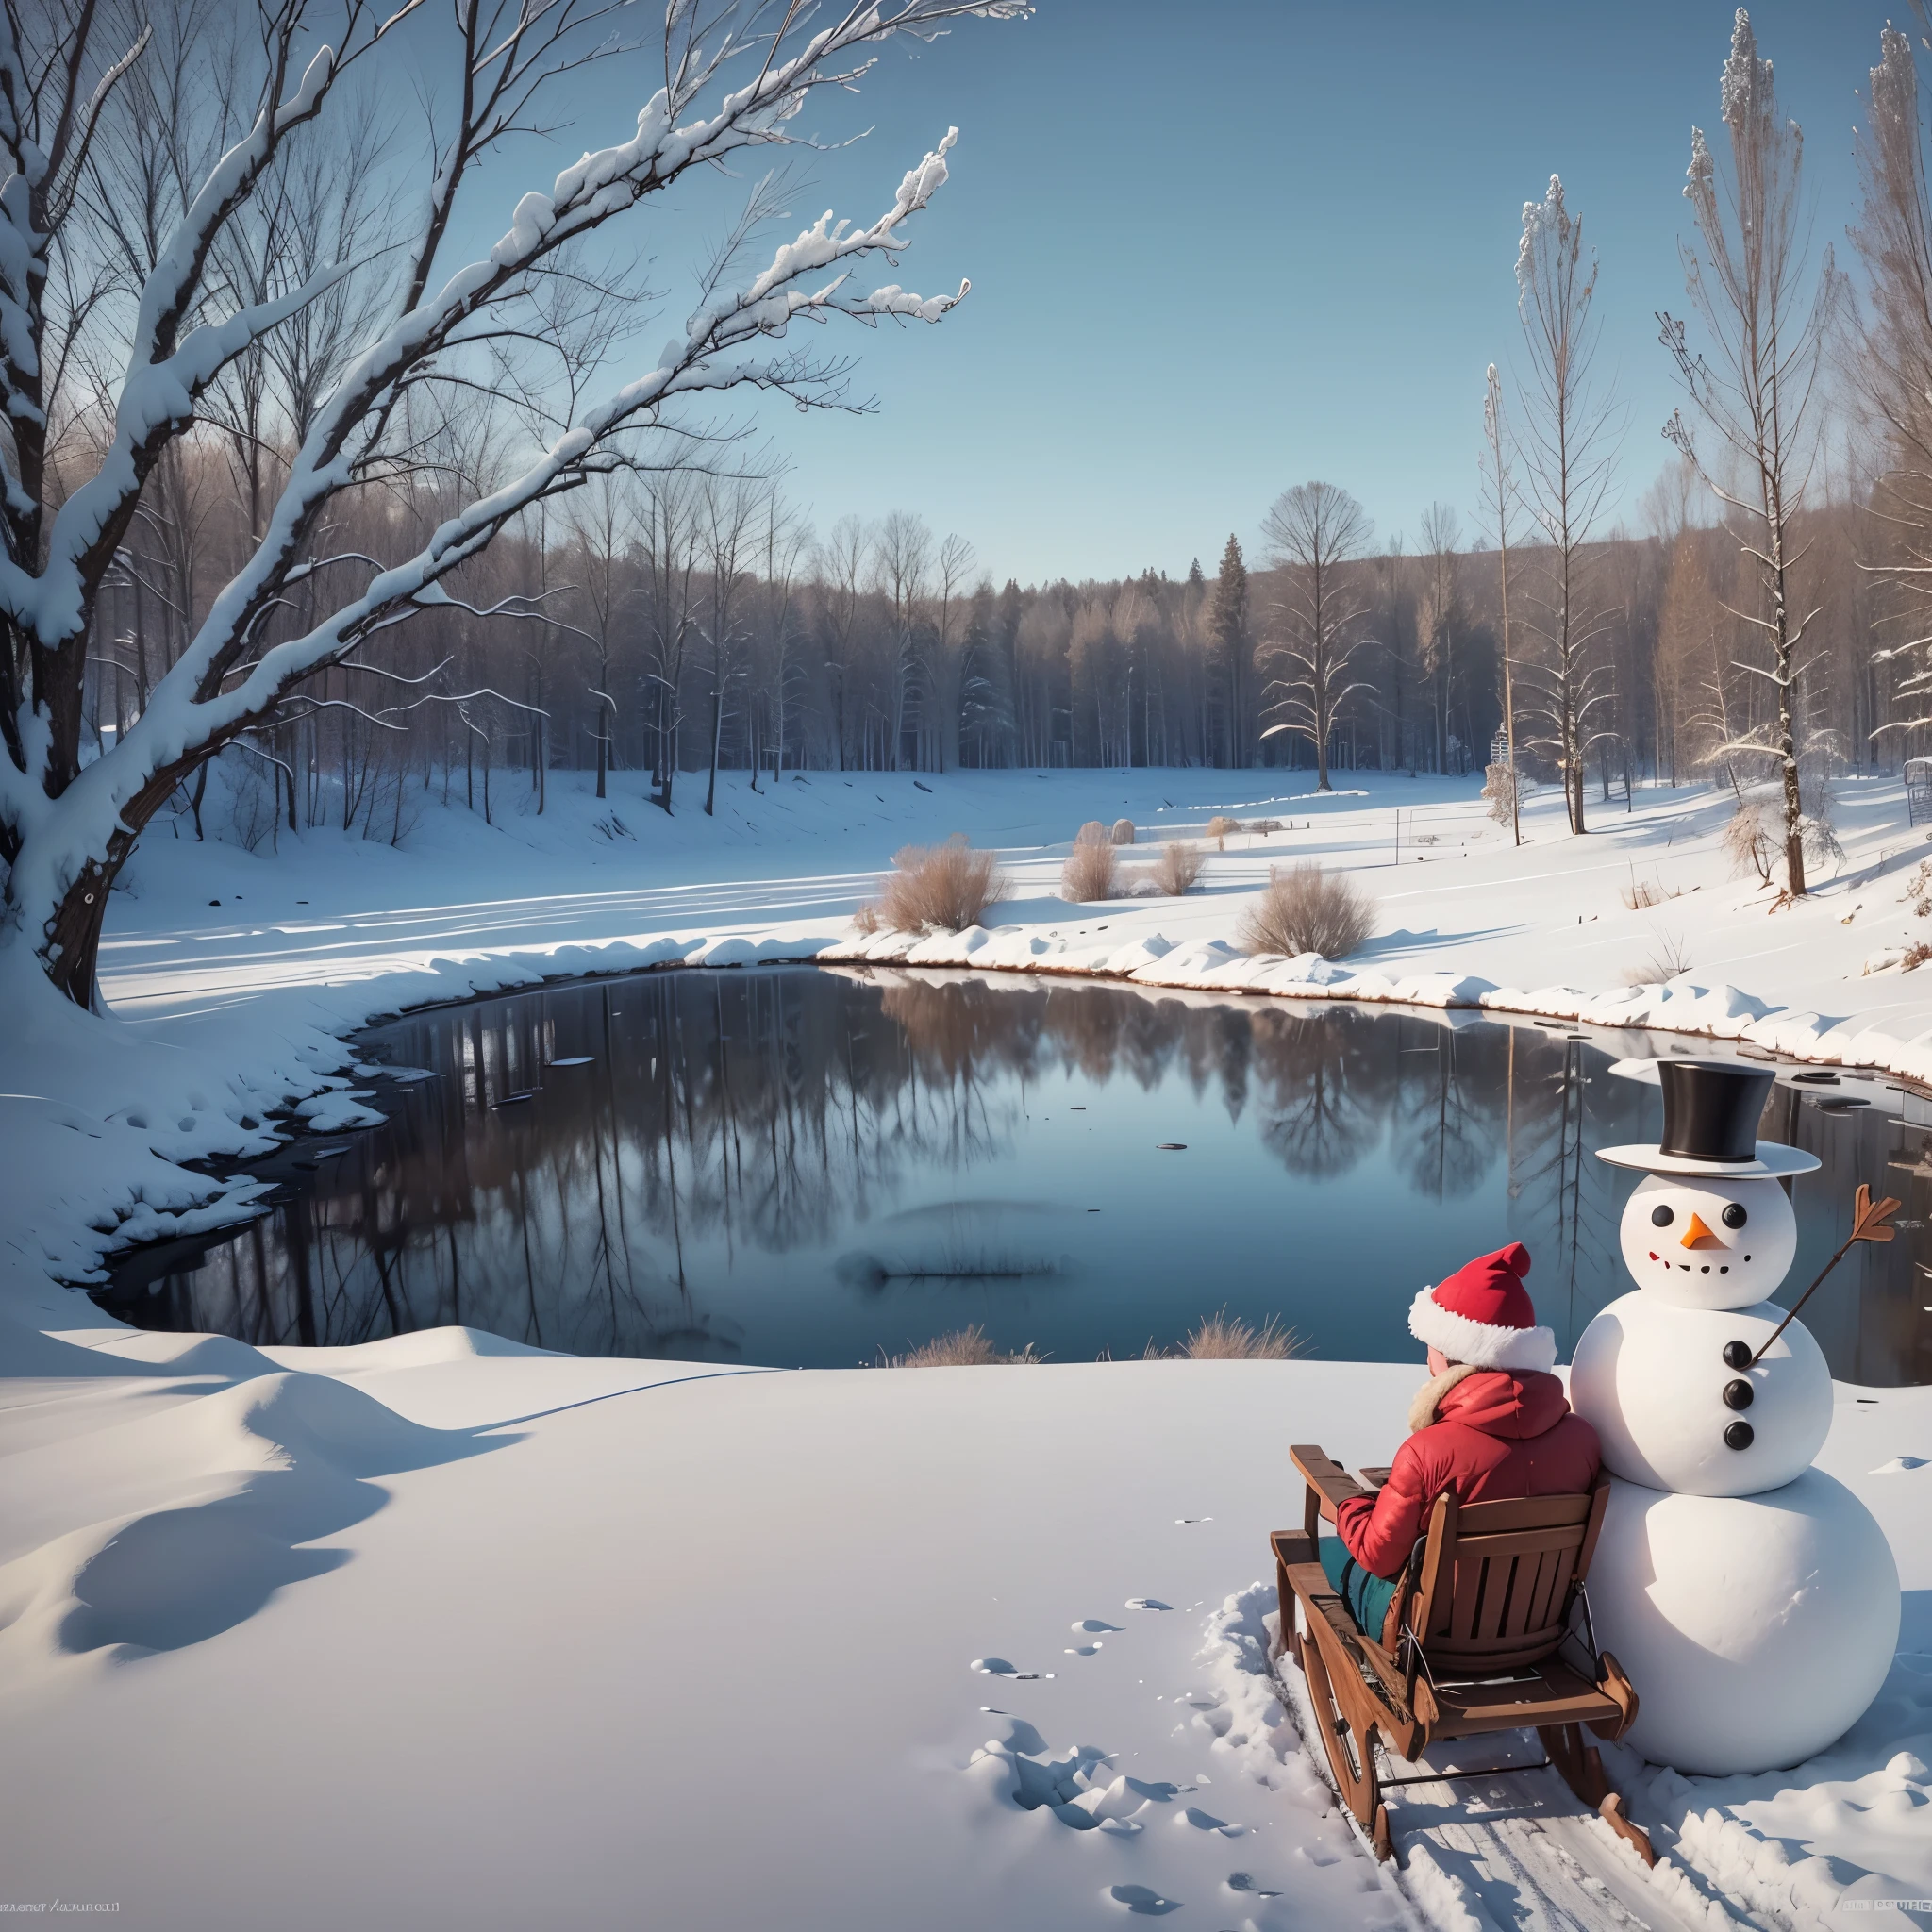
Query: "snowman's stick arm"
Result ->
[[1747, 1185, 1900, 1368]]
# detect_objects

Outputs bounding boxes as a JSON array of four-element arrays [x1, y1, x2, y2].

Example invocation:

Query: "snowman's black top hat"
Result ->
[[1596, 1058, 1820, 1178]]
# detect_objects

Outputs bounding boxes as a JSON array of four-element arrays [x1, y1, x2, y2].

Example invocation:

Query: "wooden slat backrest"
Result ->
[[1408, 1481, 1609, 1672]]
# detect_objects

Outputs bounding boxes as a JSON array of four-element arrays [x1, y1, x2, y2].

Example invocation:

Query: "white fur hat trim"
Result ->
[[1407, 1286, 1557, 1374]]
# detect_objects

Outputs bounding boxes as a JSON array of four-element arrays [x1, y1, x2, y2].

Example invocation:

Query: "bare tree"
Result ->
[[567, 473, 626, 800], [0, 0, 1020, 1008], [1258, 481, 1373, 791], [1660, 8, 1839, 894], [873, 508, 932, 769], [636, 467, 701, 811], [698, 471, 770, 815], [1514, 175, 1623, 833], [927, 529, 974, 771], [1848, 17, 1932, 754], [813, 514, 870, 771], [1417, 501, 1461, 773], [1482, 364, 1523, 841]]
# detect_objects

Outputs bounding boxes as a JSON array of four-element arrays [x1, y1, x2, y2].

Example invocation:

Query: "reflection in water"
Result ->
[[96, 967, 1932, 1383]]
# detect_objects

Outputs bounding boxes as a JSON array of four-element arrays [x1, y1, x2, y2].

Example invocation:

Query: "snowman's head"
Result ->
[[1618, 1173, 1797, 1308]]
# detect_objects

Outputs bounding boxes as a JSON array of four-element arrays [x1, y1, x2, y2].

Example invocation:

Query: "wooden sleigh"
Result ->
[[1272, 1445, 1655, 1868]]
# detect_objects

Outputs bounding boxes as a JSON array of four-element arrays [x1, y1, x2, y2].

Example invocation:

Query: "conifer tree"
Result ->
[[1208, 536, 1252, 767]]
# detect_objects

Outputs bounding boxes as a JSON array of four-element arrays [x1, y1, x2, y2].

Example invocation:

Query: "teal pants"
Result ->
[[1319, 1536, 1400, 1643]]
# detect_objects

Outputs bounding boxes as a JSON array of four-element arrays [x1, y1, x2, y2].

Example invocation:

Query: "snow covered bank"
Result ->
[[7, 764, 1925, 1295], [1, 1315, 1924, 1930]]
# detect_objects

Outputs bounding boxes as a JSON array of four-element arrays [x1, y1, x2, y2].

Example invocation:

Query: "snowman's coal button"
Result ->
[[1723, 1377, 1756, 1410], [1722, 1340, 1753, 1370], [1724, 1420, 1756, 1451]]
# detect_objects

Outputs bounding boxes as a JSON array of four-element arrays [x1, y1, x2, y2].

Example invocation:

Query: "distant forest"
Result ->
[[80, 461, 1890, 843]]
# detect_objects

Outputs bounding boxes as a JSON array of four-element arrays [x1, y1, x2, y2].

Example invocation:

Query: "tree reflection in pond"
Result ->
[[95, 966, 1932, 1384]]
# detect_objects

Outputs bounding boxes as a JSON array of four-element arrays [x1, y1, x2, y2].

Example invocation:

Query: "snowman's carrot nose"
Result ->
[[1679, 1211, 1726, 1249]]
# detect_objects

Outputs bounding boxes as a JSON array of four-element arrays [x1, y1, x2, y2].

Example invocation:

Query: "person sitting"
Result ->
[[1320, 1241, 1602, 1647]]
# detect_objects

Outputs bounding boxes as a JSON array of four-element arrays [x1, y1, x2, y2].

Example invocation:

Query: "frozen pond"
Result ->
[[98, 966, 1932, 1382]]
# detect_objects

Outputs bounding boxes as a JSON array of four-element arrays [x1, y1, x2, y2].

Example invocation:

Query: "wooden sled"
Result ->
[[1272, 1444, 1654, 1869]]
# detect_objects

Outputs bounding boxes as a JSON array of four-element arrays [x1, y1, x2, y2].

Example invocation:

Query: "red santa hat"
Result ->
[[1407, 1242, 1556, 1374]]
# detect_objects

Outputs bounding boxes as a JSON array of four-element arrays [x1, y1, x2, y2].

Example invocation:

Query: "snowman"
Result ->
[[1568, 1059, 1901, 1776]]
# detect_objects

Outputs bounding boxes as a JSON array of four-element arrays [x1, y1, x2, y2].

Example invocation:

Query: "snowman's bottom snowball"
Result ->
[[1588, 1472, 1900, 1777]]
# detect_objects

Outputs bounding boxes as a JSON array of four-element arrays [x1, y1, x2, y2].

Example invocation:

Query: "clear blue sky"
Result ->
[[465, 1, 1901, 585]]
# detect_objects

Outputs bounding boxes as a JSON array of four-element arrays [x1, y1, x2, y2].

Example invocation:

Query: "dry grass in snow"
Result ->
[[858, 837, 1008, 935], [1111, 817, 1136, 845], [1151, 1309, 1303, 1359], [887, 1324, 1043, 1366], [1237, 862, 1375, 959], [1626, 928, 1695, 984]]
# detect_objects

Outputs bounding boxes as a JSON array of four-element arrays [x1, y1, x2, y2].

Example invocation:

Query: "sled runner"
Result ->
[[1272, 1445, 1653, 1868]]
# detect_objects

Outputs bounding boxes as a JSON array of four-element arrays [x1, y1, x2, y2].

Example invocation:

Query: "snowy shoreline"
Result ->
[[8, 764, 1932, 1291]]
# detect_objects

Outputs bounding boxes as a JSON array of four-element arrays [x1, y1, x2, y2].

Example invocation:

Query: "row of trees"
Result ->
[[14, 3, 1932, 1014]]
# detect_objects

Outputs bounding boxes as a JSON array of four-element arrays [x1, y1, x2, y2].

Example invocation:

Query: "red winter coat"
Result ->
[[1333, 1368, 1602, 1579]]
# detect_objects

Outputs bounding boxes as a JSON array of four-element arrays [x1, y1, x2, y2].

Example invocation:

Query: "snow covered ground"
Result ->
[[3, 765, 1932, 1927], [1, 1306, 1925, 1931]]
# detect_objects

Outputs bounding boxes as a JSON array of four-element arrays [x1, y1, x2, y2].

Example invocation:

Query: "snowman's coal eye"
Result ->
[[1722, 1203, 1747, 1230], [1651, 1204, 1674, 1227]]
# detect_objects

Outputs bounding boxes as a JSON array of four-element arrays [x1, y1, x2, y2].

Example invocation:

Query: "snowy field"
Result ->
[[3, 767, 1931, 1928]]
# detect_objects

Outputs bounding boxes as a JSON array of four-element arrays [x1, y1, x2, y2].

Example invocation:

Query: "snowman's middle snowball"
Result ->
[[1569, 1291, 1832, 1494]]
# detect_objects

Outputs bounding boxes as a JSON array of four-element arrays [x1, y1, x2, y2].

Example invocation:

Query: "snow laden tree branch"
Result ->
[[0, 0, 1024, 1008]]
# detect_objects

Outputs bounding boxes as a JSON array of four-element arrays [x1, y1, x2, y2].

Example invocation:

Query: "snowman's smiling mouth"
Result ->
[[1654, 1255, 1732, 1273]]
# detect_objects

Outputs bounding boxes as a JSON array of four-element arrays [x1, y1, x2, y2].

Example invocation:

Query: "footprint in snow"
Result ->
[[1175, 1806, 1243, 1837], [1105, 1884, 1180, 1917], [1073, 1619, 1124, 1633], [1174, 1517, 1212, 1524], [1065, 1643, 1104, 1656], [1871, 1456, 1928, 1473], [1225, 1872, 1280, 1898], [1125, 1598, 1173, 1612], [973, 1657, 1054, 1680]]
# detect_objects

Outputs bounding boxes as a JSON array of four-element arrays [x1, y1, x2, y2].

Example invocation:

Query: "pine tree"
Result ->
[[1208, 535, 1251, 767]]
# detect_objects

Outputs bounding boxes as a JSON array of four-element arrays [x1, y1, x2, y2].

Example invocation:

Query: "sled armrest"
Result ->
[[1291, 1443, 1373, 1534]]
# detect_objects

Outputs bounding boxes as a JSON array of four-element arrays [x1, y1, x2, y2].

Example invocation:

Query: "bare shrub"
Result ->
[[1062, 834, 1120, 902], [1077, 819, 1108, 847], [1248, 817, 1282, 839], [889, 1324, 1042, 1366], [1147, 1309, 1303, 1359], [1624, 929, 1694, 984], [1482, 762, 1534, 826], [1237, 863, 1375, 959], [1620, 864, 1677, 910], [866, 837, 1009, 935], [1207, 814, 1241, 850], [1906, 941, 1932, 971], [1149, 841, 1203, 895], [1724, 799, 1778, 885], [1907, 859, 1932, 916], [1110, 818, 1136, 846]]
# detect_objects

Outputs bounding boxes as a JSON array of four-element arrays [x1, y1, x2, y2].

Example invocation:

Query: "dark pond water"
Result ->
[[96, 966, 1932, 1383]]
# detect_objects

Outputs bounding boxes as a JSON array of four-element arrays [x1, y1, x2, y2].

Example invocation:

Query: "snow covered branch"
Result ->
[[0, 0, 1024, 1005]]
